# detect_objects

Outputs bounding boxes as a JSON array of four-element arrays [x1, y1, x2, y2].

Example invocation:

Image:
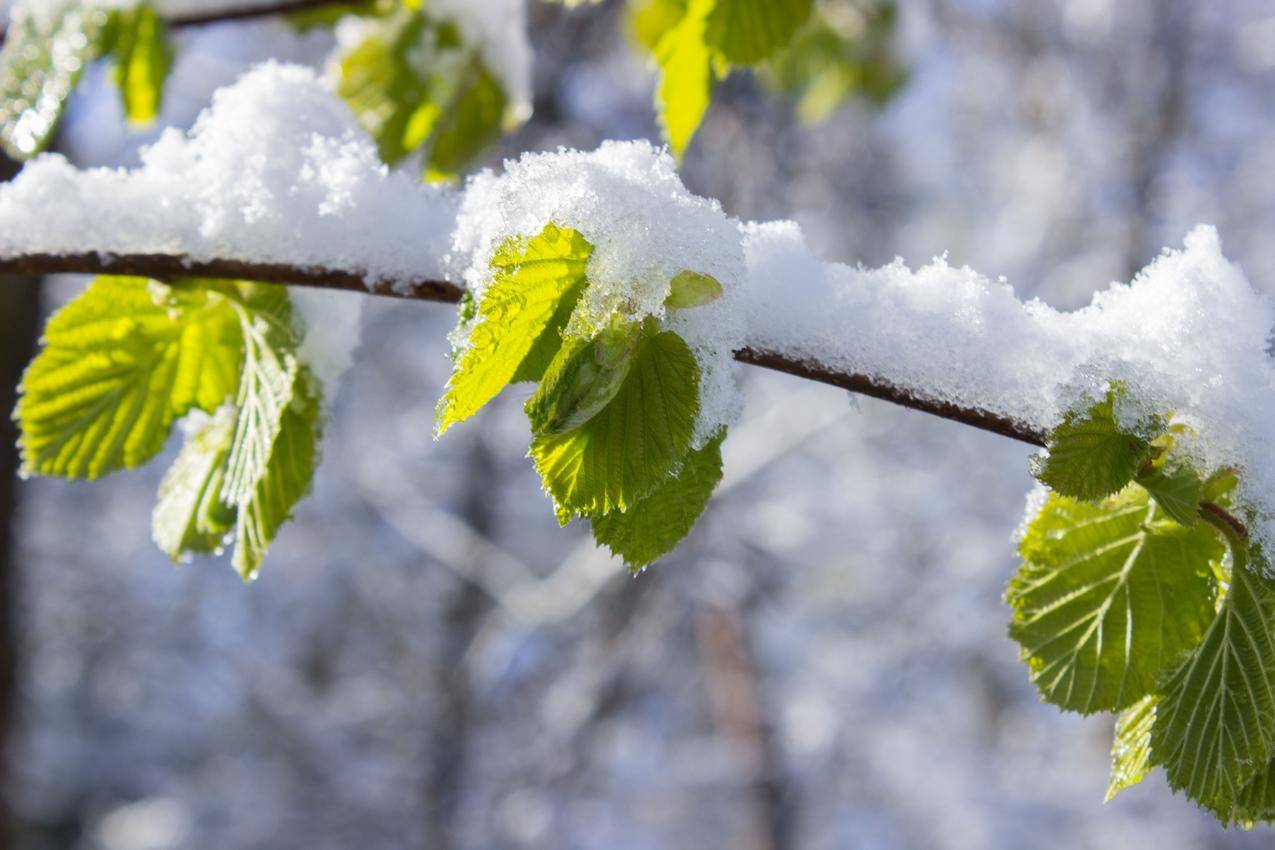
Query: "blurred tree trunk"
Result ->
[[0, 152, 40, 845]]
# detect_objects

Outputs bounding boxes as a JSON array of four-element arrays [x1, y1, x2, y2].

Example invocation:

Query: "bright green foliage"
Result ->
[[1229, 758, 1275, 826], [765, 0, 907, 123], [531, 328, 700, 516], [1008, 488, 1221, 713], [232, 375, 322, 578], [631, 0, 905, 159], [17, 277, 241, 479], [1035, 393, 1155, 502], [1136, 464, 1204, 526], [525, 319, 641, 435], [704, 0, 812, 64], [1151, 536, 1275, 811], [221, 287, 301, 507], [19, 276, 324, 577], [665, 270, 724, 309], [336, 6, 512, 178], [0, 2, 117, 159], [1106, 695, 1156, 801], [653, 0, 716, 162], [111, 3, 173, 125], [591, 429, 724, 570], [436, 224, 592, 435], [153, 411, 237, 561]]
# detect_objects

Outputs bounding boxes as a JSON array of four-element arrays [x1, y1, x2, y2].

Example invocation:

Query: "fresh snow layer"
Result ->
[[3, 61, 1275, 552], [0, 63, 457, 288], [453, 141, 748, 447]]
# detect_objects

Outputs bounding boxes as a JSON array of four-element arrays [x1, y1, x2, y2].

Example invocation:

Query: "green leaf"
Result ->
[[764, 1, 907, 123], [665, 270, 723, 309], [627, 0, 688, 53], [1151, 540, 1275, 809], [1106, 695, 1156, 802], [1227, 756, 1275, 826], [1007, 487, 1222, 713], [653, 0, 715, 161], [0, 3, 118, 158], [152, 410, 237, 561], [1203, 467, 1241, 505], [1136, 464, 1204, 526], [425, 59, 508, 180], [110, 3, 173, 125], [591, 429, 724, 570], [337, 9, 435, 164], [221, 286, 301, 507], [436, 224, 591, 435], [232, 373, 322, 580], [531, 328, 700, 516], [1036, 394, 1154, 502], [337, 8, 511, 174], [17, 276, 242, 479], [704, 0, 812, 65], [525, 319, 642, 435]]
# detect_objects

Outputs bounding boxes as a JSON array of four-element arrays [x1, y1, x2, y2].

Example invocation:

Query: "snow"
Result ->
[[291, 287, 364, 399], [3, 60, 1275, 555], [0, 62, 457, 289], [453, 141, 748, 445]]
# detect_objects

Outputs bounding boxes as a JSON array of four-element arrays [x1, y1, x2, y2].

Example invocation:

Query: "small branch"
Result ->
[[167, 0, 372, 28], [1201, 500, 1248, 540], [0, 251, 1047, 446]]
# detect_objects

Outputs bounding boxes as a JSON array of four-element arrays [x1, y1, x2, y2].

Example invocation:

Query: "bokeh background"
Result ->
[[4, 1, 1275, 848]]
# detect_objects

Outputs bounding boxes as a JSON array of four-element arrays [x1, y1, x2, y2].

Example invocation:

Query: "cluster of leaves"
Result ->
[[16, 276, 323, 579], [1010, 389, 1275, 825], [0, 0, 173, 158], [0, 0, 516, 179], [435, 223, 727, 570], [616, 0, 906, 159], [328, 0, 518, 181]]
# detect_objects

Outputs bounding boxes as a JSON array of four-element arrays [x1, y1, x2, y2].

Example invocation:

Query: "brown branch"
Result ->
[[167, 0, 372, 28], [0, 251, 1048, 447]]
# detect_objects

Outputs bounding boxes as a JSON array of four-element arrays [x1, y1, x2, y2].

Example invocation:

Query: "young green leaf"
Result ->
[[0, 2, 117, 158], [531, 329, 700, 516], [425, 61, 508, 180], [232, 375, 323, 579], [1135, 464, 1204, 526], [221, 287, 301, 507], [1007, 488, 1221, 713], [437, 224, 592, 435], [627, 0, 688, 52], [653, 0, 715, 161], [591, 429, 725, 570], [1106, 695, 1156, 802], [704, 0, 812, 65], [111, 3, 173, 125], [665, 270, 724, 309], [152, 410, 237, 561], [1151, 538, 1275, 809], [18, 276, 241, 479], [525, 318, 642, 435], [1226, 757, 1275, 826], [1036, 394, 1154, 502]]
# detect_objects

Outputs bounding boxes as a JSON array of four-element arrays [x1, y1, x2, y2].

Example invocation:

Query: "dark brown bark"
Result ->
[[0, 154, 39, 847]]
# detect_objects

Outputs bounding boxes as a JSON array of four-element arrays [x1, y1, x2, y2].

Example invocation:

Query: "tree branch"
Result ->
[[0, 251, 1049, 447], [167, 0, 371, 28]]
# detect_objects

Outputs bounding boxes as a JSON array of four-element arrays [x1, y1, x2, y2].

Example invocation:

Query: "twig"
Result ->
[[0, 251, 1047, 446], [167, 0, 370, 28]]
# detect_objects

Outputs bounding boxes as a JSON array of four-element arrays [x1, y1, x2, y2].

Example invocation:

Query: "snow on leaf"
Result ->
[[436, 223, 592, 435], [1036, 393, 1154, 502]]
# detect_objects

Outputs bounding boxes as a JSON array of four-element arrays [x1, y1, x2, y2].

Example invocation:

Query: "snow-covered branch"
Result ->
[[0, 249, 1048, 445]]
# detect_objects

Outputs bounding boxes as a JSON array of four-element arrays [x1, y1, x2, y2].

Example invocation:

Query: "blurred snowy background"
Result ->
[[6, 0, 1275, 848]]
